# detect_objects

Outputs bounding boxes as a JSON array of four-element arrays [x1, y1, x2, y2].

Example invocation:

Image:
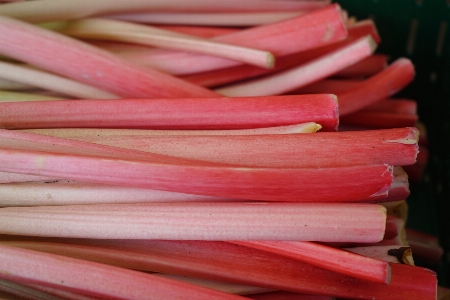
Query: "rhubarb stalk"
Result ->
[[0, 14, 218, 98], [26, 127, 419, 168], [58, 18, 275, 68], [234, 241, 391, 284], [0, 95, 339, 131], [0, 202, 387, 242], [216, 36, 376, 97], [0, 244, 246, 300]]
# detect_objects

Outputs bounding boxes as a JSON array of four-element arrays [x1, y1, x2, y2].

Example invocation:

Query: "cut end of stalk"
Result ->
[[266, 53, 275, 69], [369, 165, 393, 198], [367, 35, 378, 53], [385, 127, 419, 145], [331, 94, 340, 130], [385, 264, 393, 284], [387, 246, 415, 265]]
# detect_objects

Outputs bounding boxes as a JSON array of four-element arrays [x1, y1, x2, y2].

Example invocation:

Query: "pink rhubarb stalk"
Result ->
[[0, 165, 409, 206], [0, 180, 235, 207], [59, 18, 275, 69], [0, 239, 437, 299], [0, 0, 330, 23], [157, 25, 240, 38], [182, 51, 316, 88], [118, 4, 347, 75], [234, 241, 391, 284], [216, 36, 376, 97], [0, 61, 119, 99], [109, 11, 304, 27], [338, 58, 415, 115], [0, 244, 246, 300], [0, 95, 339, 131], [29, 127, 419, 168], [23, 122, 322, 138], [0, 14, 217, 98], [0, 129, 393, 202], [0, 202, 387, 242]]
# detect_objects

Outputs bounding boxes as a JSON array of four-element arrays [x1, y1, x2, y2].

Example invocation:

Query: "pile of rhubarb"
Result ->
[[0, 0, 440, 299]]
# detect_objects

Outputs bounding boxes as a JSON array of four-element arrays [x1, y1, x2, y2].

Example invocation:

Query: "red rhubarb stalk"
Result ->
[[157, 273, 273, 296], [0, 244, 246, 300], [249, 291, 334, 300], [28, 127, 418, 168], [0, 95, 339, 131], [0, 165, 409, 206], [216, 36, 376, 96], [383, 167, 411, 202], [363, 99, 417, 115], [0, 129, 393, 202], [0, 0, 330, 23], [0, 202, 387, 242], [338, 58, 415, 115], [118, 4, 347, 75], [333, 54, 387, 78], [292, 78, 361, 94], [59, 18, 275, 68], [234, 241, 391, 284], [0, 14, 218, 98], [0, 239, 437, 299], [340, 111, 418, 129]]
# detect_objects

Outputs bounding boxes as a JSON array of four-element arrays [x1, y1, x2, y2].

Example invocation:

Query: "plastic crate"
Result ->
[[335, 0, 450, 286]]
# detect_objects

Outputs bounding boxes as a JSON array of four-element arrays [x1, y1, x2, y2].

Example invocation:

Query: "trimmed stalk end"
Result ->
[[266, 53, 275, 69]]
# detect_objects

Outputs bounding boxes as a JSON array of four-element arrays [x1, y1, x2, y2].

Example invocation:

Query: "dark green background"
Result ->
[[335, 0, 450, 286]]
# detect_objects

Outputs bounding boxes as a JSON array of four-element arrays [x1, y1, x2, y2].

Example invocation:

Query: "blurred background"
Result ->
[[335, 0, 450, 287]]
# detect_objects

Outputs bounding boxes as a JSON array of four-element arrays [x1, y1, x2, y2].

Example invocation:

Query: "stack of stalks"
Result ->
[[0, 0, 440, 299]]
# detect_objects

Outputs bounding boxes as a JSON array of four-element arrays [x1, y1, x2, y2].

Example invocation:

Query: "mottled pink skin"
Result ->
[[234, 241, 391, 284], [0, 14, 217, 98], [119, 4, 348, 75], [0, 244, 246, 300], [1, 240, 437, 300], [0, 95, 339, 131], [0, 128, 394, 202], [58, 127, 419, 168], [0, 148, 393, 202], [339, 58, 415, 115], [0, 202, 387, 242]]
